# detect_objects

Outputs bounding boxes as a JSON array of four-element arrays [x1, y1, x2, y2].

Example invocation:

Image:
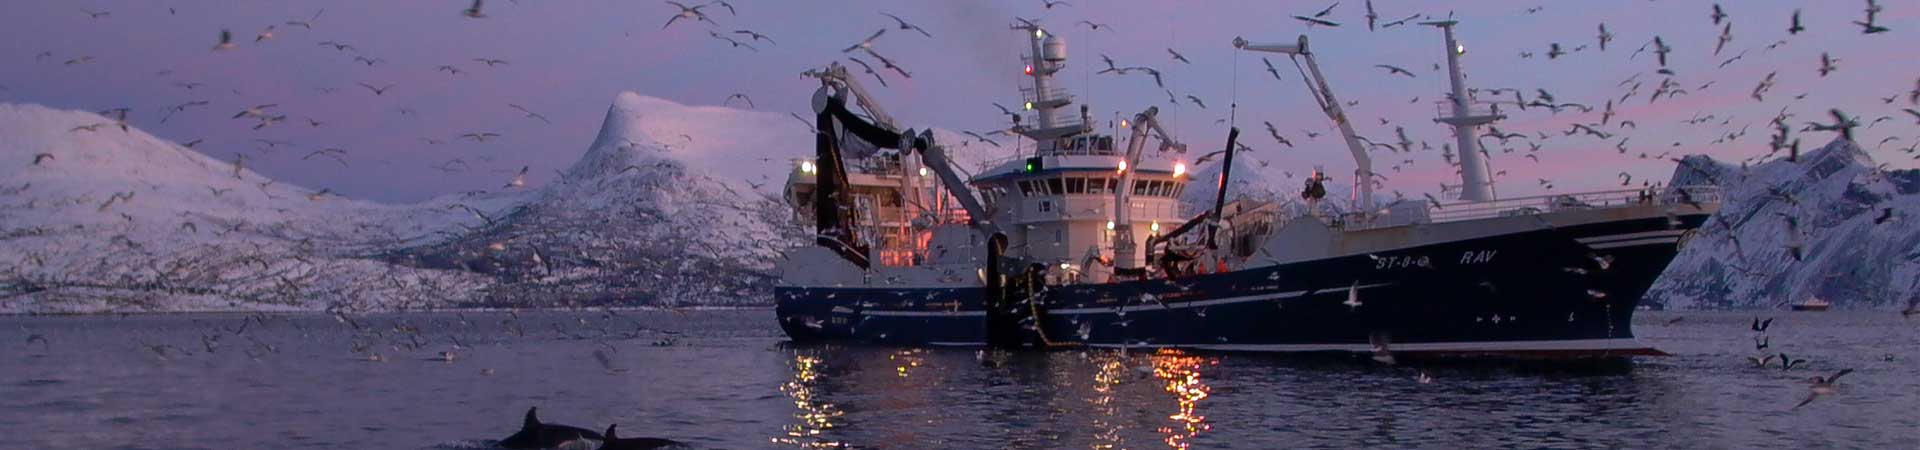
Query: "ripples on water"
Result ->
[[2, 311, 1917, 449]]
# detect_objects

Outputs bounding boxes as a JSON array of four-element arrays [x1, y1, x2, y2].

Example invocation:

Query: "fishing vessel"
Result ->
[[1791, 297, 1831, 312], [775, 20, 1720, 356]]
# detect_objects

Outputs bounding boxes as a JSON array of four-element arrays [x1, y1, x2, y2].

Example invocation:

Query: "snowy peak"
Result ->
[[564, 92, 676, 181], [1651, 137, 1919, 310]]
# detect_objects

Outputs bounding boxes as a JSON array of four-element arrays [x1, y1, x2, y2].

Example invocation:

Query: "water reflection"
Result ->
[[774, 353, 846, 449], [1151, 350, 1212, 449], [1086, 353, 1128, 450]]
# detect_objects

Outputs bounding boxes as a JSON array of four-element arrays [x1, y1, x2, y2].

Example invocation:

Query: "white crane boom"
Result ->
[[1232, 35, 1375, 220]]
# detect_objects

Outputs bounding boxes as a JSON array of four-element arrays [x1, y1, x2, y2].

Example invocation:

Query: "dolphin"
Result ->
[[596, 424, 685, 450], [499, 407, 604, 449]]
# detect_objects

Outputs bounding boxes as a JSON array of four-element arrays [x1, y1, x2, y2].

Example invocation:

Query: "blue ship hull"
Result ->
[[776, 214, 1707, 356]]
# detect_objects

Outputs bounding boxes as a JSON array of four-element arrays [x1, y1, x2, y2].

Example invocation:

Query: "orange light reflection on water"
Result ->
[[772, 354, 846, 449], [1152, 350, 1213, 449]]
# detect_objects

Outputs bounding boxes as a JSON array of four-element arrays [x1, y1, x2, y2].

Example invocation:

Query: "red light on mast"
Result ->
[[1024, 64, 1033, 75]]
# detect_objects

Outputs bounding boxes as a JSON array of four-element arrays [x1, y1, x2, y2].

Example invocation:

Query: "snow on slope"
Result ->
[[0, 103, 517, 312], [382, 92, 807, 307], [1649, 137, 1920, 310]]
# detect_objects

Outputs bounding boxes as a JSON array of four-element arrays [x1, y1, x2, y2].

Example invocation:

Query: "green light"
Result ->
[[1025, 162, 1037, 172]]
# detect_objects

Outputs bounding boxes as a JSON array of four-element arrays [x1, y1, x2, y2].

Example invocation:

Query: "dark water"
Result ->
[[2, 310, 1917, 450]]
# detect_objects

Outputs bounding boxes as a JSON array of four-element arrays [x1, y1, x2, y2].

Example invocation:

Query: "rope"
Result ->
[[1288, 55, 1327, 112], [1228, 46, 1240, 127]]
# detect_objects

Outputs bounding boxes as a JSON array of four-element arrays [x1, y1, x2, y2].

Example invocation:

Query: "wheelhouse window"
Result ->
[[1065, 177, 1087, 194], [1047, 178, 1065, 195]]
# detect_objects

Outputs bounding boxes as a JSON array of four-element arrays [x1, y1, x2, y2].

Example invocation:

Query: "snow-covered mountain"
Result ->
[[381, 92, 805, 308], [1648, 137, 1920, 310], [0, 93, 810, 312], [0, 103, 518, 312]]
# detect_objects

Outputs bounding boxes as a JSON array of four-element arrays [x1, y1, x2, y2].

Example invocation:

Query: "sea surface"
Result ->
[[2, 310, 1917, 450]]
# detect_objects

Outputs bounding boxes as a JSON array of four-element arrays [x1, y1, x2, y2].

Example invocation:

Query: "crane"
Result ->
[[1111, 106, 1186, 271], [1232, 35, 1375, 221]]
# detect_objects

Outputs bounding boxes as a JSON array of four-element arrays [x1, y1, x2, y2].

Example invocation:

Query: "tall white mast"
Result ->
[[1424, 20, 1501, 202]]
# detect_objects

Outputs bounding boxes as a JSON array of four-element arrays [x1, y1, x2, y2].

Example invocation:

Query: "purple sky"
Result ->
[[2, 0, 1914, 202]]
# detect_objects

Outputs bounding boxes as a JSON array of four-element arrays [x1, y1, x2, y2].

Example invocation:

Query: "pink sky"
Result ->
[[1, 0, 1914, 202]]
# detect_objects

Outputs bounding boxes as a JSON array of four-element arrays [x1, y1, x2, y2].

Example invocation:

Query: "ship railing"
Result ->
[[1020, 86, 1073, 104], [1023, 113, 1086, 131], [1426, 185, 1720, 223]]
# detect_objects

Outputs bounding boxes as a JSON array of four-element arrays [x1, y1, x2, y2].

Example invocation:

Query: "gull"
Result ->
[[708, 31, 758, 51], [504, 166, 529, 189], [1806, 108, 1860, 141], [723, 93, 754, 108], [1748, 354, 1780, 368], [881, 13, 932, 38], [250, 114, 285, 130], [285, 9, 324, 29], [63, 56, 95, 66], [32, 153, 54, 164], [864, 49, 911, 78], [1715, 23, 1732, 56], [706, 0, 737, 15], [1293, 15, 1340, 27], [1375, 64, 1414, 77], [1789, 9, 1805, 34], [1548, 43, 1565, 59], [732, 29, 775, 45], [1818, 52, 1838, 77], [463, 0, 486, 18], [1365, 0, 1378, 30], [1075, 20, 1110, 31], [437, 65, 463, 75], [213, 29, 235, 51], [460, 132, 502, 142], [473, 58, 508, 66], [1042, 0, 1071, 8], [508, 104, 550, 124], [357, 82, 395, 96], [1597, 23, 1613, 51], [1711, 3, 1728, 25], [1752, 71, 1777, 101], [1261, 57, 1283, 81], [230, 104, 279, 120], [81, 8, 110, 19], [1752, 316, 1775, 332], [847, 57, 888, 87], [1167, 48, 1190, 64], [843, 29, 886, 53], [1312, 2, 1339, 18], [961, 131, 1001, 147], [1185, 95, 1207, 109], [1264, 121, 1293, 147], [1342, 281, 1362, 310], [302, 148, 349, 167], [1793, 369, 1854, 409], [1904, 108, 1920, 124], [1381, 13, 1422, 28], [353, 56, 384, 66], [254, 25, 276, 43], [318, 41, 354, 51], [1652, 36, 1671, 67]]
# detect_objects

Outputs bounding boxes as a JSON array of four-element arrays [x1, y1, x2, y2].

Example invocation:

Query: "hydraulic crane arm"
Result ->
[[1233, 35, 1375, 219], [1111, 107, 1185, 271]]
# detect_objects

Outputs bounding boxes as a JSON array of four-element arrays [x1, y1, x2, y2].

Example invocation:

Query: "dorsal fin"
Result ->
[[523, 407, 540, 428], [605, 424, 619, 440]]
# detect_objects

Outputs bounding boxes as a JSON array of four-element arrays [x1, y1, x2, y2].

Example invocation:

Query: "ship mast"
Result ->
[[1424, 20, 1502, 202], [1010, 21, 1090, 143]]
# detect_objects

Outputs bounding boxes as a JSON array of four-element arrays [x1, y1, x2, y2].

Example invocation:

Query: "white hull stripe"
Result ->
[[1087, 338, 1655, 353], [1587, 237, 1681, 249], [856, 283, 1393, 317], [1575, 230, 1685, 244]]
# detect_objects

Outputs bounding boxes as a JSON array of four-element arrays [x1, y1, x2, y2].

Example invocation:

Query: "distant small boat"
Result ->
[[1791, 297, 1831, 312]]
